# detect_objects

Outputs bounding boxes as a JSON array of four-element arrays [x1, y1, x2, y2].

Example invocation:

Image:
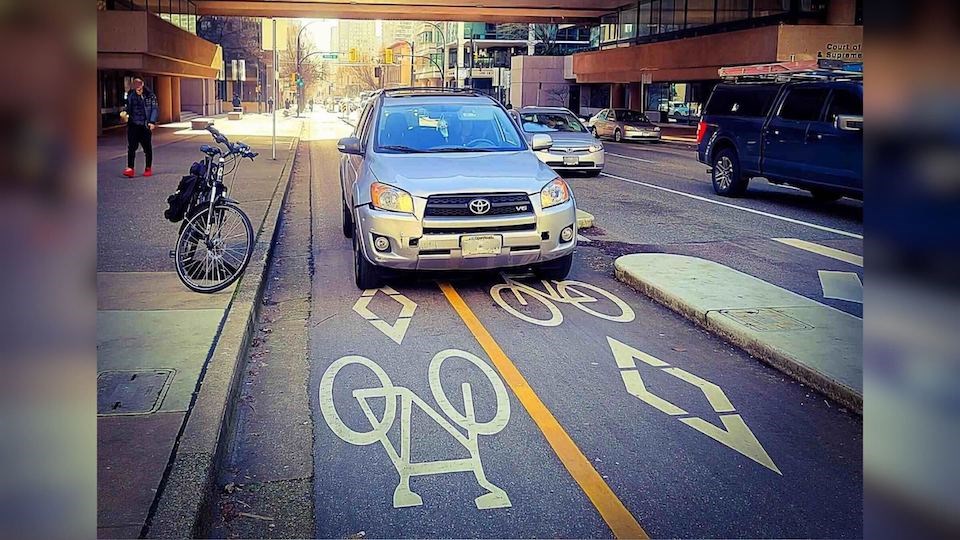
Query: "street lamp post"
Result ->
[[295, 20, 320, 117], [422, 22, 447, 87]]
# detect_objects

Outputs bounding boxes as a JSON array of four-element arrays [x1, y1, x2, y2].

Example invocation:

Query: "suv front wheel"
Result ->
[[712, 148, 748, 196], [534, 253, 573, 281], [353, 230, 384, 290]]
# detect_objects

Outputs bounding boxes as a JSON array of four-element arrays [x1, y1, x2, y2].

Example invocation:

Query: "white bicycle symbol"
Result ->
[[490, 275, 636, 327], [318, 350, 512, 510]]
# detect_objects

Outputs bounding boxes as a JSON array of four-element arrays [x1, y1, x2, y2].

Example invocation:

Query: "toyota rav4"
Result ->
[[338, 88, 578, 289]]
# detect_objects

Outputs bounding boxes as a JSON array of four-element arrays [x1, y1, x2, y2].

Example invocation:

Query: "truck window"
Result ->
[[825, 88, 863, 123], [705, 85, 779, 117], [778, 88, 829, 122]]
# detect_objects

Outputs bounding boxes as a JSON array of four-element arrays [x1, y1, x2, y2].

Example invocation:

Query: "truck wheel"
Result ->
[[810, 189, 843, 203], [353, 231, 383, 290], [712, 148, 748, 196], [534, 253, 573, 281]]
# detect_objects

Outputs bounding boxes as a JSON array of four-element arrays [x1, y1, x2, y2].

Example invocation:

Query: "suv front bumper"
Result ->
[[355, 200, 577, 271]]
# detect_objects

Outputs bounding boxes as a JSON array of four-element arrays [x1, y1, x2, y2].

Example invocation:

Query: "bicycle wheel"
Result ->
[[555, 280, 636, 323], [318, 355, 397, 446], [489, 283, 563, 327], [175, 202, 253, 293]]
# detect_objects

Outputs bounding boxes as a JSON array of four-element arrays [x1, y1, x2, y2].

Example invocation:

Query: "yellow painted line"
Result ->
[[439, 282, 649, 539], [773, 238, 863, 267]]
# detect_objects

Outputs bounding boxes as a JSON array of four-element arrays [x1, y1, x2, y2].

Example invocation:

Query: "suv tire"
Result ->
[[341, 195, 353, 238], [712, 148, 748, 196], [534, 253, 573, 281], [353, 230, 383, 290]]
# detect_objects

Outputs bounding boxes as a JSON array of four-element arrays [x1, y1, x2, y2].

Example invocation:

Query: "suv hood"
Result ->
[[368, 151, 558, 197]]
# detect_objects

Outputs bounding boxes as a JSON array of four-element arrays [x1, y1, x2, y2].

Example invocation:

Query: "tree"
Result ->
[[346, 65, 380, 92], [532, 24, 561, 56], [543, 85, 569, 107]]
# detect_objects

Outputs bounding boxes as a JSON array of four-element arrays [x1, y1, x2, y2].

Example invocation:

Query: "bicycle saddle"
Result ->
[[200, 144, 220, 156]]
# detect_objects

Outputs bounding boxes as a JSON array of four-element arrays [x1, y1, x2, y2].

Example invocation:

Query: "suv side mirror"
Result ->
[[531, 134, 553, 151], [835, 115, 863, 132], [337, 136, 363, 155]]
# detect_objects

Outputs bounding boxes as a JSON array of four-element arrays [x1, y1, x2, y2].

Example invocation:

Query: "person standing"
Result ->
[[121, 77, 158, 177]]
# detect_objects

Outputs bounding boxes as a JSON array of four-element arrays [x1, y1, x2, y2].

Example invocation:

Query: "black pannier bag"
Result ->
[[164, 161, 207, 222]]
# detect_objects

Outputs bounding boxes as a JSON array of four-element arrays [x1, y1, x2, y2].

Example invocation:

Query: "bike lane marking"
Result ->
[[438, 281, 649, 540]]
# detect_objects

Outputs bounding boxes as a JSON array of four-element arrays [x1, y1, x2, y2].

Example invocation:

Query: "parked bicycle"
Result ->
[[164, 125, 257, 293]]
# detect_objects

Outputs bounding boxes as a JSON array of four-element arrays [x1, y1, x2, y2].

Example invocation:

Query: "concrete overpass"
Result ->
[[194, 0, 624, 22]]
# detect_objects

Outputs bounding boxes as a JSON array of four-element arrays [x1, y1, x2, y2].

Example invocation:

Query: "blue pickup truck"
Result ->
[[696, 80, 863, 201]]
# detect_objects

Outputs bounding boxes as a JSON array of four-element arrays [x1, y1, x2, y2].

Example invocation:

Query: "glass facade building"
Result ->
[[99, 0, 199, 35]]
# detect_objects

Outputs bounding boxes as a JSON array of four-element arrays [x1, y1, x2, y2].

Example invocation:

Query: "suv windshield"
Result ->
[[520, 112, 587, 134], [615, 110, 652, 123], [375, 102, 526, 153]]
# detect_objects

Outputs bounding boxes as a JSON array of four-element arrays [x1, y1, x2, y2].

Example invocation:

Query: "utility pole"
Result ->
[[468, 35, 474, 88], [272, 18, 277, 160]]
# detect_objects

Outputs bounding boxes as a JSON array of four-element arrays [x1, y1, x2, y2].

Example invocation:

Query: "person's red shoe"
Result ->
[[122, 168, 135, 178], [143, 167, 153, 177]]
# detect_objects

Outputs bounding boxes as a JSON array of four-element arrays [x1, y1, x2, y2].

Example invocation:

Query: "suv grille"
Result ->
[[424, 193, 533, 217]]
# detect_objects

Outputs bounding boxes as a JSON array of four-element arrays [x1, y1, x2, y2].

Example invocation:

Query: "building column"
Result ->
[[170, 77, 181, 123], [628, 83, 641, 110], [611, 83, 625, 108], [827, 0, 857, 25], [155, 75, 173, 124]]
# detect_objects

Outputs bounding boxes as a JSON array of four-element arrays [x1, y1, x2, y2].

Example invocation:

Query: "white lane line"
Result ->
[[606, 153, 656, 164], [773, 238, 863, 267], [600, 172, 864, 240]]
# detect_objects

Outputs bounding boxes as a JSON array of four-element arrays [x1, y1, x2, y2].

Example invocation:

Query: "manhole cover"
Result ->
[[97, 369, 175, 415], [719, 308, 814, 332]]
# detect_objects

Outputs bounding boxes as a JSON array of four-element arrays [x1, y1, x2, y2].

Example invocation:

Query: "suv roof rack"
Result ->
[[719, 59, 863, 82], [381, 86, 482, 97]]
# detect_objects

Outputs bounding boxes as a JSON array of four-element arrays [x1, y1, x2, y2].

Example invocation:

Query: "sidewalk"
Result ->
[[615, 253, 862, 413], [96, 114, 301, 538]]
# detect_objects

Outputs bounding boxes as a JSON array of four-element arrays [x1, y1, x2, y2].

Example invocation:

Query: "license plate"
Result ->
[[563, 156, 580, 166], [460, 235, 502, 257]]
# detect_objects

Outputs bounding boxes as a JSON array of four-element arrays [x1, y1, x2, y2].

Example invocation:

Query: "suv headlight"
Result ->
[[540, 178, 571, 209], [371, 182, 414, 213], [589, 143, 603, 153]]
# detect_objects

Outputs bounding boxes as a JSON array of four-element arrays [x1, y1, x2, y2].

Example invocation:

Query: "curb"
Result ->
[[614, 255, 862, 414], [144, 137, 301, 538], [576, 209, 595, 229]]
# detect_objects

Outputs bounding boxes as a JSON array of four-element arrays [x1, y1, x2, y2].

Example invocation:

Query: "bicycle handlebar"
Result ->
[[205, 125, 257, 160]]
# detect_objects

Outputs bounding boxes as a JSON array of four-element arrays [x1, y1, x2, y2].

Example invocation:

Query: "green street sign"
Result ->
[[320, 53, 339, 60]]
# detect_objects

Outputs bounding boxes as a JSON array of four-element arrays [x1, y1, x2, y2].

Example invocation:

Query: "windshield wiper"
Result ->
[[426, 147, 498, 153], [379, 145, 427, 153]]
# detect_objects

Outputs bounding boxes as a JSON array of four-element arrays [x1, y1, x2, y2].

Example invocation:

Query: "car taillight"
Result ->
[[696, 120, 707, 144]]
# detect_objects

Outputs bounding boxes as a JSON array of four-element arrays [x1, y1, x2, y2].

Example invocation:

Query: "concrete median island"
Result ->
[[615, 253, 862, 413]]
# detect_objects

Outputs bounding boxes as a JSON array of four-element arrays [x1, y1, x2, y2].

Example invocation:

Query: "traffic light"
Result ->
[[374, 66, 382, 78], [297, 73, 305, 87], [384, 48, 394, 64], [290, 73, 297, 87], [348, 48, 359, 63]]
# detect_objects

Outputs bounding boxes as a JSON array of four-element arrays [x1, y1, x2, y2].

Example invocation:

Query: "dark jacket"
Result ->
[[125, 88, 159, 126]]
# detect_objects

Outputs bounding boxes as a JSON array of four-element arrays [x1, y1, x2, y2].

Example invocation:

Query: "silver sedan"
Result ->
[[518, 107, 604, 176]]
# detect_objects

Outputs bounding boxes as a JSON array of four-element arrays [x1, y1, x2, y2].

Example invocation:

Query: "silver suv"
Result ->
[[338, 88, 577, 289]]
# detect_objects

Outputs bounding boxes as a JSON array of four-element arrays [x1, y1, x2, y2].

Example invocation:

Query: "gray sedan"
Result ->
[[518, 107, 604, 176]]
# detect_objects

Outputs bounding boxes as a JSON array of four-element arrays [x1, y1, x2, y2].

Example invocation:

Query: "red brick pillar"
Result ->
[[170, 77, 181, 123], [155, 76, 173, 124]]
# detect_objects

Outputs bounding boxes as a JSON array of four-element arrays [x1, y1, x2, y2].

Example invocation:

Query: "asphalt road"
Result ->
[[216, 113, 863, 538]]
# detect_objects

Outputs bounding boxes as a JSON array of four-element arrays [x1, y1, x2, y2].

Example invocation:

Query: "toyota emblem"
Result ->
[[469, 198, 491, 215]]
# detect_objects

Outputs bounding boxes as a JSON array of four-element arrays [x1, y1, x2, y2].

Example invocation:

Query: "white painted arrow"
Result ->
[[818, 270, 863, 303]]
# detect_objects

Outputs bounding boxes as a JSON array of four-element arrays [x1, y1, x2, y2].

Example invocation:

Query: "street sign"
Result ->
[[261, 18, 288, 51], [320, 53, 339, 60]]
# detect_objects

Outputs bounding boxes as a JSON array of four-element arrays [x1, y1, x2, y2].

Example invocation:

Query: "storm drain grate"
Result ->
[[97, 369, 175, 415], [718, 308, 814, 332]]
